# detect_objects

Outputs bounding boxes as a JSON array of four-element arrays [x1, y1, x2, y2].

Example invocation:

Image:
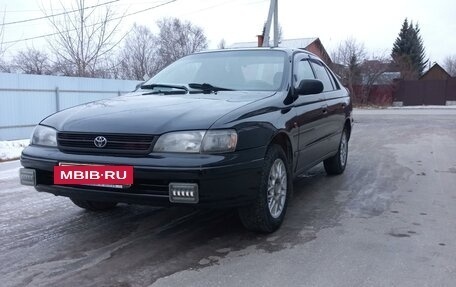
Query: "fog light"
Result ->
[[169, 183, 199, 203], [20, 168, 36, 186]]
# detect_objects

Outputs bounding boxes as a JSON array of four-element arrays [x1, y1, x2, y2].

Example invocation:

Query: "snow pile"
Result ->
[[0, 139, 29, 161]]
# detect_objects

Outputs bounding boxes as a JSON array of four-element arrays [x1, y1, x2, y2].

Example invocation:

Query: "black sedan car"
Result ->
[[20, 48, 353, 233]]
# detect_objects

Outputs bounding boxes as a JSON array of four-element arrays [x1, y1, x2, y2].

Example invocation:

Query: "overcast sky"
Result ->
[[0, 0, 455, 65]]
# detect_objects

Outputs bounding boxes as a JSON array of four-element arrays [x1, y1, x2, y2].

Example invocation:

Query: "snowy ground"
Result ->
[[0, 139, 29, 162], [388, 105, 456, 109]]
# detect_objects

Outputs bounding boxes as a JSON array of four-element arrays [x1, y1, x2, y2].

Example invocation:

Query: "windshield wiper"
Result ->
[[188, 83, 233, 93], [140, 83, 189, 93]]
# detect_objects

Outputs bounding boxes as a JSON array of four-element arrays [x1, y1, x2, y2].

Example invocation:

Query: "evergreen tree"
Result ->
[[391, 18, 427, 79], [410, 23, 427, 75]]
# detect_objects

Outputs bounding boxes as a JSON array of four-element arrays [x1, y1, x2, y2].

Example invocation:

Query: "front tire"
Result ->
[[70, 198, 118, 211], [238, 145, 291, 233], [324, 129, 349, 175]]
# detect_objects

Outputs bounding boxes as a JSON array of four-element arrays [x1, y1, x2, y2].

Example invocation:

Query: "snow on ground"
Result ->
[[388, 105, 456, 109], [0, 139, 29, 162], [0, 160, 21, 180]]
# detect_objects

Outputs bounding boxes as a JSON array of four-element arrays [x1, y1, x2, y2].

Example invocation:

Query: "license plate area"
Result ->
[[54, 163, 133, 187]]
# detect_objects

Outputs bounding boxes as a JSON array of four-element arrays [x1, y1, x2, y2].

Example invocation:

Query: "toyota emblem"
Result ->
[[94, 136, 107, 148]]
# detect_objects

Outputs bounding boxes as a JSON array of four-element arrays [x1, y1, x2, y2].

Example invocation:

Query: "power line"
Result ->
[[113, 0, 177, 19], [2, 0, 165, 12], [3, 32, 57, 45], [0, 0, 120, 26], [3, 0, 177, 45]]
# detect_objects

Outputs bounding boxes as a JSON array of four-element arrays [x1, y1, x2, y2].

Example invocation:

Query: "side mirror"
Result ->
[[296, 79, 323, 96]]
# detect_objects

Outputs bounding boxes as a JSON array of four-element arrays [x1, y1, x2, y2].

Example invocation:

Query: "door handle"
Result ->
[[321, 104, 328, 115], [341, 103, 346, 109]]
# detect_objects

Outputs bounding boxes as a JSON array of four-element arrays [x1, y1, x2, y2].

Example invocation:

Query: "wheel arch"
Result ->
[[269, 131, 294, 172]]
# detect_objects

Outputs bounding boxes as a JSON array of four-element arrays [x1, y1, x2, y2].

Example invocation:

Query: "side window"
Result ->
[[327, 68, 337, 89], [326, 68, 341, 90], [294, 59, 315, 88], [310, 60, 334, 92]]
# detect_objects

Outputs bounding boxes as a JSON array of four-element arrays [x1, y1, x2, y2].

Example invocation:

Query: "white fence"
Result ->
[[0, 73, 141, 140]]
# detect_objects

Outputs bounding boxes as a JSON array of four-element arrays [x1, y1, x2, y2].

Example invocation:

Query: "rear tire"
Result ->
[[238, 144, 291, 233], [70, 198, 117, 211], [324, 129, 348, 175]]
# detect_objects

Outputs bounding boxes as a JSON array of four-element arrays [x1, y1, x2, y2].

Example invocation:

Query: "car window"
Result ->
[[242, 62, 284, 90], [294, 59, 315, 88], [146, 50, 287, 91], [327, 68, 341, 90], [327, 67, 337, 89], [310, 60, 334, 92]]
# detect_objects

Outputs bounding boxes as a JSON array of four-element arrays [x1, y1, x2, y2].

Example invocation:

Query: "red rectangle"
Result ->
[[54, 165, 133, 185]]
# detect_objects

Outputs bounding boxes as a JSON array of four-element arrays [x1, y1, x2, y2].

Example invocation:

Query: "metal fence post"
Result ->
[[55, 87, 60, 112]]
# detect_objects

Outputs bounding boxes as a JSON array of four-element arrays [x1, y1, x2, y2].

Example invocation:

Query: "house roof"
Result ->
[[362, 72, 401, 85], [420, 63, 451, 80], [230, 37, 318, 49]]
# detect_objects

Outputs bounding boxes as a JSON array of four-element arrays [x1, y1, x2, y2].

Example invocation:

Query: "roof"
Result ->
[[197, 47, 311, 57], [230, 37, 318, 49], [362, 72, 401, 85], [420, 63, 451, 80]]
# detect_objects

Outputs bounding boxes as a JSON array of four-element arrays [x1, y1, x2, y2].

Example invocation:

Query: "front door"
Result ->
[[292, 54, 328, 174]]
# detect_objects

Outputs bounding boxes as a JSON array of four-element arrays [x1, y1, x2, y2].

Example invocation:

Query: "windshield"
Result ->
[[143, 50, 287, 91]]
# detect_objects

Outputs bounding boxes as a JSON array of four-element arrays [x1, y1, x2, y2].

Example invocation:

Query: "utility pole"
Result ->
[[262, 0, 279, 47]]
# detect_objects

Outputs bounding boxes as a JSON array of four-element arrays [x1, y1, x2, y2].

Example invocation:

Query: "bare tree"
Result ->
[[155, 18, 207, 71], [0, 9, 10, 72], [331, 38, 366, 96], [12, 47, 52, 75], [217, 39, 226, 49], [360, 55, 392, 104], [119, 24, 159, 80], [443, 55, 456, 77], [43, 0, 124, 77], [96, 55, 122, 79]]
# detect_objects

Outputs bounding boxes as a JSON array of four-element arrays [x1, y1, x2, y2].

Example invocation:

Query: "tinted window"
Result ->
[[294, 59, 315, 88], [310, 60, 334, 92]]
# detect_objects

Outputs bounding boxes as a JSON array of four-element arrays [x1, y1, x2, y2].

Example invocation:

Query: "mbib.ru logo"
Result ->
[[54, 165, 133, 185]]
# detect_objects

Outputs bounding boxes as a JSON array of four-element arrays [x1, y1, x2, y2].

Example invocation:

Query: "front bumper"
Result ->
[[20, 145, 266, 208]]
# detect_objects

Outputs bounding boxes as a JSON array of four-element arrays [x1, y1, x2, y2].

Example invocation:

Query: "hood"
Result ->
[[41, 91, 276, 134]]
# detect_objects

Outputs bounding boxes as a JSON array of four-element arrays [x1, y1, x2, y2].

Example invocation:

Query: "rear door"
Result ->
[[309, 58, 347, 155]]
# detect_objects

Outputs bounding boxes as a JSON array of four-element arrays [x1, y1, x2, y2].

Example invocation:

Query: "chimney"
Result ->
[[257, 35, 264, 47]]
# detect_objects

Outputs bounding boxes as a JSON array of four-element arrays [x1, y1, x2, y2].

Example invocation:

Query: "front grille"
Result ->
[[57, 132, 156, 155]]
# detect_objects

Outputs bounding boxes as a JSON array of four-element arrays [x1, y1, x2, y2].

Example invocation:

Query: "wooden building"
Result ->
[[420, 63, 452, 81]]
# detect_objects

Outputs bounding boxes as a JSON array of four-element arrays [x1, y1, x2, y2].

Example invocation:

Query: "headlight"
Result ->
[[153, 130, 237, 153], [31, 125, 57, 147], [201, 130, 237, 153], [153, 131, 205, 153]]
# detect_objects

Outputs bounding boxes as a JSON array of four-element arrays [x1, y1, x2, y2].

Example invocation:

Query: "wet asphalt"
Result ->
[[1, 108, 456, 287]]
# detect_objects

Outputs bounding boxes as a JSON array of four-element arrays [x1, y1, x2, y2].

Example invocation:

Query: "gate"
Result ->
[[394, 79, 456, 106]]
